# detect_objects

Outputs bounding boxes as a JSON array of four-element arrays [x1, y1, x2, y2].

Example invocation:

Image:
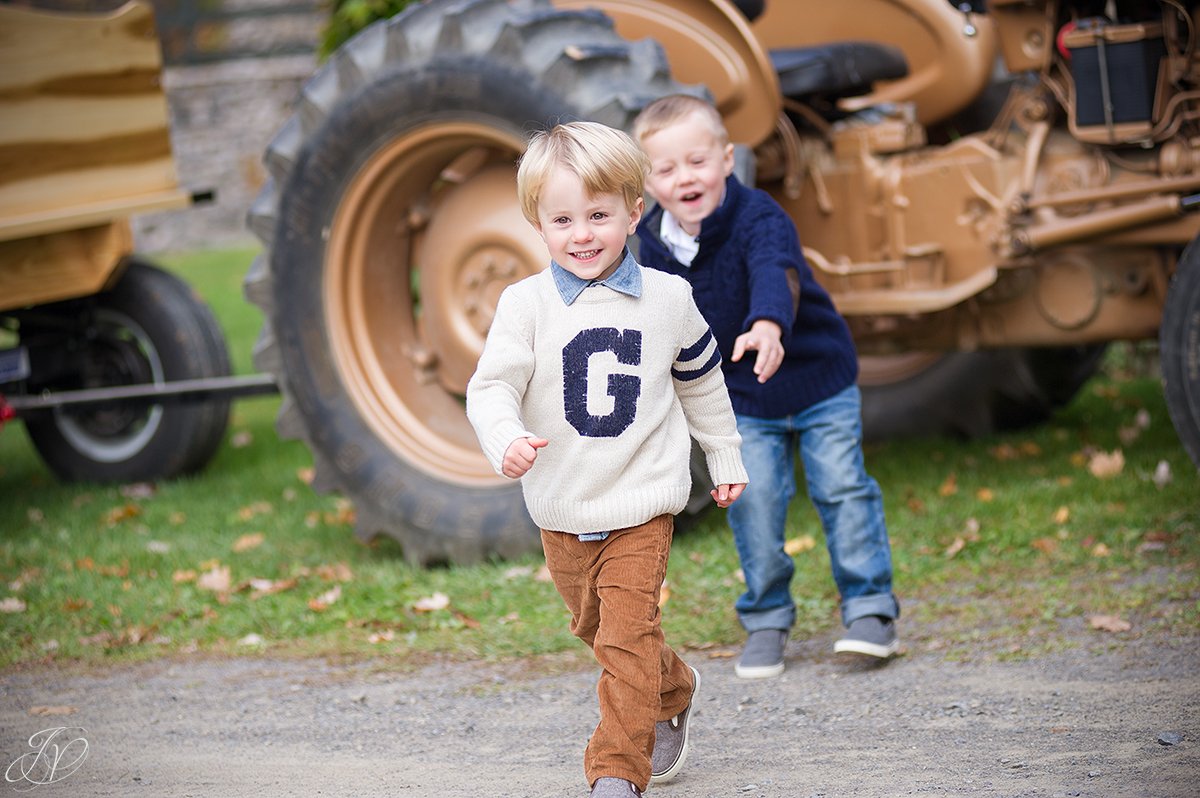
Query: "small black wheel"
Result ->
[[22, 258, 232, 482], [1161, 240, 1200, 470]]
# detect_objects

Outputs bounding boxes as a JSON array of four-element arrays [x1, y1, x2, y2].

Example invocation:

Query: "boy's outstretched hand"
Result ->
[[710, 483, 746, 508], [731, 319, 784, 383], [502, 436, 548, 479]]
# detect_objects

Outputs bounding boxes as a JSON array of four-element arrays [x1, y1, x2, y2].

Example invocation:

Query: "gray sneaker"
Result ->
[[834, 615, 899, 658], [735, 629, 787, 679], [650, 665, 700, 784], [590, 777, 642, 797]]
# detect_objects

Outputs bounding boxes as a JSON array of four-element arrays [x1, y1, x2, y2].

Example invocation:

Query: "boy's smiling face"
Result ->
[[534, 166, 643, 282], [641, 110, 735, 237]]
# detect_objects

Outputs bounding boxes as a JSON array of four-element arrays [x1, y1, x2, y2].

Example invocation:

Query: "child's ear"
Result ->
[[627, 196, 645, 233], [722, 142, 736, 176]]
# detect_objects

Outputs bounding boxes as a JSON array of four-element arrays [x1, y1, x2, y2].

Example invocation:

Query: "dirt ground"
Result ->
[[2, 618, 1196, 798]]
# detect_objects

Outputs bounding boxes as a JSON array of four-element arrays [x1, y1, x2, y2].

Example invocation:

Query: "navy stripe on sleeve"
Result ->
[[672, 346, 722, 382], [677, 329, 714, 362]]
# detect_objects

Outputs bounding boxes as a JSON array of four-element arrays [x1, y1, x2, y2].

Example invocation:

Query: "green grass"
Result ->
[[1, 249, 1197, 670]]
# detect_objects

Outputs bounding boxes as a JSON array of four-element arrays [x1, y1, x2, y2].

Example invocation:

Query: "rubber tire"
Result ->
[[1161, 238, 1200, 470], [23, 258, 232, 483], [245, 0, 697, 565], [861, 346, 1107, 442]]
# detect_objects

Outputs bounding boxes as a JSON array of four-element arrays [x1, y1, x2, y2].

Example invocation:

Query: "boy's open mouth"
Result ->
[[681, 191, 702, 202], [572, 249, 600, 260]]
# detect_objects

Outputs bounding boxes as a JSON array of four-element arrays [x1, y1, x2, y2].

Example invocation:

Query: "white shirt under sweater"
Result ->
[[466, 261, 747, 535]]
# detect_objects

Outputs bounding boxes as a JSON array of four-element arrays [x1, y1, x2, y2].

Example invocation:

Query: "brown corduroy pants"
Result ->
[[540, 513, 696, 791]]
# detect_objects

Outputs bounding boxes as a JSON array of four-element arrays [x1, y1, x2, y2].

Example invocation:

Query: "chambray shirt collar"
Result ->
[[550, 248, 642, 305]]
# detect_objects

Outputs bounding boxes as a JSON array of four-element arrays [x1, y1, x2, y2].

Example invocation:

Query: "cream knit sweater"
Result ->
[[466, 266, 747, 535]]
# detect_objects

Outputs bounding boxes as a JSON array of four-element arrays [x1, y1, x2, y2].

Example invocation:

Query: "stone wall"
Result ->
[[132, 53, 318, 254]]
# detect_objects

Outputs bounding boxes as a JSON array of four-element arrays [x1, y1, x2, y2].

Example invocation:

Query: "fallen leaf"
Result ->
[[989, 443, 1019, 461], [1152, 460, 1172, 489], [1053, 506, 1070, 525], [1089, 614, 1131, 633], [368, 630, 395, 644], [173, 569, 197, 584], [1031, 538, 1058, 554], [707, 650, 737, 659], [230, 430, 253, 448], [238, 633, 266, 647], [1019, 441, 1042, 456], [315, 562, 353, 582], [453, 610, 482, 629], [236, 501, 273, 521], [62, 598, 91, 612], [1056, 475, 1074, 487], [938, 473, 958, 497], [944, 537, 966, 558], [0, 597, 27, 613], [102, 503, 142, 526], [1088, 449, 1125, 479], [309, 585, 342, 611], [197, 565, 232, 594], [248, 578, 297, 599], [976, 488, 995, 502], [169, 511, 187, 525], [120, 482, 156, 499], [232, 533, 265, 553], [784, 535, 816, 555], [297, 467, 315, 484], [413, 592, 450, 612], [28, 705, 76, 716], [1091, 542, 1111, 557], [146, 540, 171, 554]]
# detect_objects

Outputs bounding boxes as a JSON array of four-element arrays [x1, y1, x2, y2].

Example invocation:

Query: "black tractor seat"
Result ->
[[770, 41, 909, 102]]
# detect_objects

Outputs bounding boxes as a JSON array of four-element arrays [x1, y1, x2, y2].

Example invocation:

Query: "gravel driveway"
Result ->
[[1, 624, 1196, 797]]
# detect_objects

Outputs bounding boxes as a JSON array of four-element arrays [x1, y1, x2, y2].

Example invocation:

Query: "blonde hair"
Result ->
[[517, 121, 649, 225], [632, 94, 728, 145]]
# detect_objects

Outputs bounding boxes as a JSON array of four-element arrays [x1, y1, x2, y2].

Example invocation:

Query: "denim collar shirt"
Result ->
[[550, 248, 643, 306]]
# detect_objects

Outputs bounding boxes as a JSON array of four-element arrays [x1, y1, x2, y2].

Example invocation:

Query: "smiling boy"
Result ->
[[466, 120, 748, 797]]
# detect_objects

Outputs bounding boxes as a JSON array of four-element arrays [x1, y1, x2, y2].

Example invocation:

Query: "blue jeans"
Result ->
[[728, 385, 898, 631]]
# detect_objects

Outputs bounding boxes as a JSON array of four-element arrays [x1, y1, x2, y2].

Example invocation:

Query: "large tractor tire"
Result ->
[[859, 346, 1107, 442], [23, 258, 232, 483], [245, 0, 695, 565], [1161, 239, 1200, 470]]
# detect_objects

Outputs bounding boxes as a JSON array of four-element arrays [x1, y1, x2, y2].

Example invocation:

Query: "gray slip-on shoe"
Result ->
[[650, 665, 700, 783], [834, 615, 899, 658], [590, 777, 642, 797], [734, 629, 787, 679]]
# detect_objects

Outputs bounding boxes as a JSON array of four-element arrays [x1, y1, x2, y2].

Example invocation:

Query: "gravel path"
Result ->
[[1, 627, 1196, 797]]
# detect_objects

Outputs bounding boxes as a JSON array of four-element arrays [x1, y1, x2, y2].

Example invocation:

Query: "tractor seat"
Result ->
[[770, 42, 909, 101]]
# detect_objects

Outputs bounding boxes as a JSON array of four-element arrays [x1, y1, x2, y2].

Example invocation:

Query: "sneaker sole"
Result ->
[[833, 638, 899, 658], [734, 660, 785, 679], [650, 666, 699, 784]]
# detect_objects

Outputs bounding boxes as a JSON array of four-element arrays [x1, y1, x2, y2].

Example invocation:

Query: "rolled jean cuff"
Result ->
[[842, 593, 900, 626], [737, 604, 795, 633]]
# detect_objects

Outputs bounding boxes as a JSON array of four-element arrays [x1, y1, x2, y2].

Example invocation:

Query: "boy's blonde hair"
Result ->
[[632, 94, 729, 145], [517, 121, 649, 225]]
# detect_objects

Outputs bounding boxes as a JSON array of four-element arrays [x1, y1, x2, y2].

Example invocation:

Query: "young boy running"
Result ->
[[466, 120, 748, 797], [634, 94, 900, 679]]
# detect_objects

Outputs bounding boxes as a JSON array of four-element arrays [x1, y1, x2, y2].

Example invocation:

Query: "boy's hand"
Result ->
[[502, 436, 548, 479], [710, 482, 746, 508], [731, 319, 784, 383]]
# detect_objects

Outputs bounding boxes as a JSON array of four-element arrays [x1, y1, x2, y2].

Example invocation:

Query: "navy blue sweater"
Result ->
[[637, 175, 858, 418]]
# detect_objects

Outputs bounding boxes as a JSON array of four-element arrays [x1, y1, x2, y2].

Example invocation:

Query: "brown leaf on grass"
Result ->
[[1056, 475, 1074, 487], [707, 650, 737, 659], [784, 535, 816, 555], [297, 467, 315, 485], [8, 567, 41, 591], [316, 562, 354, 582], [236, 501, 273, 522], [906, 495, 926, 514], [62, 597, 91, 612], [97, 562, 129, 578], [230, 430, 253, 448], [1031, 538, 1059, 554], [1053, 506, 1070, 525], [938, 473, 958, 497], [1088, 449, 1125, 479], [120, 482, 157, 499], [453, 611, 482, 629], [28, 705, 77, 716], [1091, 542, 1111, 557], [102, 503, 141, 526], [1089, 614, 1132, 633], [197, 565, 232, 594], [173, 569, 197, 584], [975, 488, 995, 502], [368, 630, 395, 644], [309, 585, 342, 612], [1019, 441, 1042, 457], [944, 537, 966, 558], [989, 443, 1019, 461], [232, 533, 265, 553], [247, 578, 298, 599], [169, 511, 187, 525], [323, 499, 356, 526], [0, 597, 27, 613]]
